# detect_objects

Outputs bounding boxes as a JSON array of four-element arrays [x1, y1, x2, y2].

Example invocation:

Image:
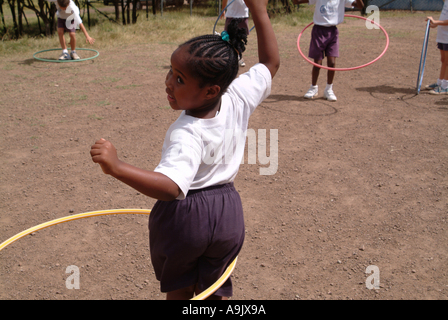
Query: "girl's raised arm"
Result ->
[[244, 0, 280, 78]]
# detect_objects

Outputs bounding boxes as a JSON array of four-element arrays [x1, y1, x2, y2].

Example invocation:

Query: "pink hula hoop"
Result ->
[[297, 14, 389, 71]]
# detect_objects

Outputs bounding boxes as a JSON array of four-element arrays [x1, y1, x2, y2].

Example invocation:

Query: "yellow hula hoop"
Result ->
[[0, 208, 237, 300]]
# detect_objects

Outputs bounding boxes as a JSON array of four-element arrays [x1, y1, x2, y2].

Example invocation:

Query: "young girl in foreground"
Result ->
[[90, 0, 280, 300]]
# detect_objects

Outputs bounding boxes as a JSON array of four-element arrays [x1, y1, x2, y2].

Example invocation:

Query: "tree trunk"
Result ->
[[0, 0, 7, 34], [114, 0, 119, 21], [121, 0, 126, 24], [17, 0, 23, 36], [7, 0, 19, 38], [132, 0, 138, 23]]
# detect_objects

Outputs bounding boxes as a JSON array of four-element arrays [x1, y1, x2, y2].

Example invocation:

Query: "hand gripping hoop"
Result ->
[[297, 14, 389, 71]]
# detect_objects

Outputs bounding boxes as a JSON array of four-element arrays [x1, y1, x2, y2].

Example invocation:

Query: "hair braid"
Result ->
[[179, 19, 248, 94]]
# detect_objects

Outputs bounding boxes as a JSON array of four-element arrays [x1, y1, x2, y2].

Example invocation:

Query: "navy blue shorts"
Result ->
[[148, 183, 245, 296], [57, 18, 76, 33], [437, 42, 448, 51]]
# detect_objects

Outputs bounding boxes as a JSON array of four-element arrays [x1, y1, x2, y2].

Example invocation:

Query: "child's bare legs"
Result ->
[[304, 60, 322, 99], [311, 57, 336, 85], [57, 28, 67, 51], [326, 56, 336, 85], [57, 28, 73, 60], [311, 60, 321, 86], [69, 32, 76, 51], [430, 49, 448, 94], [306, 57, 337, 101], [439, 49, 448, 81], [166, 284, 228, 300]]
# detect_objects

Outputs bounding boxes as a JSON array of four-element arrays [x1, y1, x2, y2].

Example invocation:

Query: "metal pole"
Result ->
[[417, 20, 430, 94]]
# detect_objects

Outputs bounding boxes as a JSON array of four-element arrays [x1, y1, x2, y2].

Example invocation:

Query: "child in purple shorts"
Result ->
[[425, 0, 448, 95], [47, 0, 95, 60], [294, 0, 363, 101], [91, 0, 279, 300]]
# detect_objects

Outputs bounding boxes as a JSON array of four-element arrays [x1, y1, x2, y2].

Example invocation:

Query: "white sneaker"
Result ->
[[324, 88, 337, 101], [425, 83, 439, 91], [238, 58, 246, 67], [429, 86, 448, 95], [304, 85, 318, 99], [58, 52, 71, 60], [70, 51, 80, 60]]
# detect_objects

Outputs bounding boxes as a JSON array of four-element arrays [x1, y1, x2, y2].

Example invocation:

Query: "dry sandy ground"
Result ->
[[0, 13, 447, 300]]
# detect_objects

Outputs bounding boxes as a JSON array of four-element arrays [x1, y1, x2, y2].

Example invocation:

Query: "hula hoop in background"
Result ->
[[297, 14, 389, 71], [416, 20, 431, 94], [0, 208, 237, 300], [33, 48, 99, 63], [213, 0, 255, 35]]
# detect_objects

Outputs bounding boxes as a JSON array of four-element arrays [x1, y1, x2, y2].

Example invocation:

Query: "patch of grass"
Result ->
[[0, 4, 432, 60], [96, 100, 111, 106], [91, 76, 122, 84], [88, 114, 104, 120], [0, 4, 316, 58], [115, 84, 143, 89]]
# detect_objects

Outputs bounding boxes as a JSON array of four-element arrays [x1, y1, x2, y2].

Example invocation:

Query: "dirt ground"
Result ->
[[0, 13, 447, 300]]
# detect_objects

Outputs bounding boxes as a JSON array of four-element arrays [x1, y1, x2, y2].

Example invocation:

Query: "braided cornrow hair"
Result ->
[[180, 19, 248, 94]]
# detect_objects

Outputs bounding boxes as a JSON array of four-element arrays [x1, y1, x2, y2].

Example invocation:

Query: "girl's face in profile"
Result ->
[[165, 46, 220, 118], [165, 46, 207, 112]]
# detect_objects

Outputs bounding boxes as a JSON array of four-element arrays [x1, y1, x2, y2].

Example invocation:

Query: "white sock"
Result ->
[[442, 79, 448, 90], [62, 49, 68, 54], [437, 78, 442, 86], [326, 83, 333, 91]]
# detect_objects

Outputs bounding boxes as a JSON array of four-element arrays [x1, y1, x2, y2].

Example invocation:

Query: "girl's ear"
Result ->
[[204, 85, 221, 100]]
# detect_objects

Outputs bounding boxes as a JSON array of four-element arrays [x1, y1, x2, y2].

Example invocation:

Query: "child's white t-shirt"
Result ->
[[226, 0, 249, 18], [47, 0, 82, 26], [437, 1, 448, 44], [154, 63, 272, 200], [309, 0, 355, 26]]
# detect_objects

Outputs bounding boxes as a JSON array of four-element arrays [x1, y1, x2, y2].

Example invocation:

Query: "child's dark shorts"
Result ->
[[148, 182, 245, 297], [309, 24, 339, 60], [437, 42, 448, 51], [57, 18, 76, 33]]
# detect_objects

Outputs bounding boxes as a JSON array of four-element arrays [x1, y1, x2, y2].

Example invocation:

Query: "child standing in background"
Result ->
[[47, 0, 95, 60], [221, 0, 250, 67], [426, 0, 448, 95], [294, 0, 363, 101], [90, 0, 279, 300]]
